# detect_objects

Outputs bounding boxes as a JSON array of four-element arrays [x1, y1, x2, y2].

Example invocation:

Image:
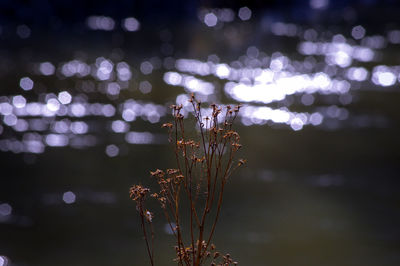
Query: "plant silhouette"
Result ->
[[130, 94, 245, 265]]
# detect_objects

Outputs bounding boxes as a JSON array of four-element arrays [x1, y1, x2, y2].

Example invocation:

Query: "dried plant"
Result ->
[[130, 94, 245, 266]]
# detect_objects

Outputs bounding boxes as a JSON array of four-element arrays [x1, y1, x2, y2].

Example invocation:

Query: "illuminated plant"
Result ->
[[130, 94, 245, 266]]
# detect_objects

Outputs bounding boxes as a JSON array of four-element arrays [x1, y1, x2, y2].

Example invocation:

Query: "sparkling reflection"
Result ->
[[310, 0, 329, 10], [87, 16, 115, 31], [58, 91, 72, 104], [105, 144, 119, 157], [62, 191, 76, 204], [372, 66, 397, 87], [0, 255, 10, 266], [16, 24, 31, 39], [19, 77, 34, 91], [204, 13, 218, 27], [125, 131, 155, 144], [0, 9, 398, 157], [39, 62, 56, 76], [122, 17, 140, 32], [111, 120, 129, 133], [61, 60, 91, 78], [351, 25, 366, 40], [238, 7, 252, 21], [0, 203, 12, 218], [46, 134, 69, 147]]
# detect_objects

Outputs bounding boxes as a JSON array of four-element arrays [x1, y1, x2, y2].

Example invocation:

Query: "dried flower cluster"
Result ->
[[130, 94, 245, 266]]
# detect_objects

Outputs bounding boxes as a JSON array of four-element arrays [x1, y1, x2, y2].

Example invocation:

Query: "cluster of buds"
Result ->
[[148, 168, 186, 211], [129, 184, 150, 203], [207, 244, 238, 265], [173, 240, 210, 265], [129, 185, 153, 221], [226, 104, 242, 114], [210, 253, 238, 266], [174, 246, 191, 263], [176, 138, 201, 157], [176, 139, 200, 149], [170, 104, 184, 120], [223, 130, 240, 141], [150, 192, 167, 209], [150, 168, 184, 186], [210, 103, 222, 118]]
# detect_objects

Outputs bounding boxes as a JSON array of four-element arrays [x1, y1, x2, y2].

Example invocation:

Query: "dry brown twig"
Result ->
[[130, 94, 245, 266]]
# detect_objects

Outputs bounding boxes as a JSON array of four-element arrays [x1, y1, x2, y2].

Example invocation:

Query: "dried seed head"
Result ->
[[162, 123, 173, 129], [232, 143, 242, 151], [238, 159, 247, 166], [174, 174, 184, 184], [197, 156, 205, 163], [167, 168, 179, 175], [129, 185, 150, 202], [158, 196, 166, 208], [150, 169, 165, 178], [189, 93, 195, 103], [234, 104, 242, 112]]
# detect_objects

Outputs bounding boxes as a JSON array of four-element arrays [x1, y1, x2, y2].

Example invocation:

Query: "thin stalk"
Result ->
[[139, 205, 154, 266]]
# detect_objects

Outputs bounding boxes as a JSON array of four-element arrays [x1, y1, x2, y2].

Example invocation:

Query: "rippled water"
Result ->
[[1, 5, 400, 266]]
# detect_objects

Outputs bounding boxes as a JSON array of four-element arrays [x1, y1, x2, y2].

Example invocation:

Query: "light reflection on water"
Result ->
[[1, 17, 399, 155], [0, 255, 10, 266]]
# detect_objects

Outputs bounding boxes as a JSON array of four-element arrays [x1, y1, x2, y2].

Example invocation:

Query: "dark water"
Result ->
[[1, 4, 400, 266]]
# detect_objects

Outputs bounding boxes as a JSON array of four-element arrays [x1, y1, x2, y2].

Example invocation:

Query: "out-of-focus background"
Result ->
[[1, 0, 400, 265]]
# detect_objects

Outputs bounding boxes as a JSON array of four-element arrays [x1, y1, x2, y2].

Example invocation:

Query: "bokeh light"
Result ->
[[62, 191, 76, 204], [122, 17, 140, 32]]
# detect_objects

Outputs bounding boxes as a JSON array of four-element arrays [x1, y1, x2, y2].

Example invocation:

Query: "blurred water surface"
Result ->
[[1, 3, 400, 266]]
